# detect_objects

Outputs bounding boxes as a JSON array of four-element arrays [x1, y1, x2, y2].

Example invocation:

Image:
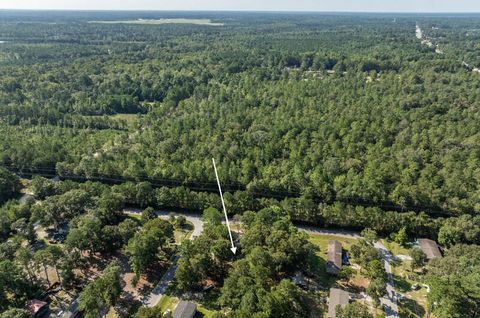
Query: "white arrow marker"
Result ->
[[212, 158, 237, 254]]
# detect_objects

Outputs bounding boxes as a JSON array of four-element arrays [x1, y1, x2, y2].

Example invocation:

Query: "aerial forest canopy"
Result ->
[[0, 11, 480, 226]]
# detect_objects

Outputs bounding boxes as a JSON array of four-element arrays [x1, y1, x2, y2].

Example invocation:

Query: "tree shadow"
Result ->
[[399, 298, 426, 318], [393, 275, 411, 293], [182, 223, 194, 231], [307, 254, 335, 289]]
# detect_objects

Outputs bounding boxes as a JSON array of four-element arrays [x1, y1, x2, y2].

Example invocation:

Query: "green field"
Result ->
[[309, 234, 358, 261], [89, 19, 224, 26]]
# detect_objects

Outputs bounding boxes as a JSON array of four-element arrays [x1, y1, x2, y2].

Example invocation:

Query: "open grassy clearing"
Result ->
[[157, 295, 178, 313], [89, 19, 224, 26], [381, 239, 412, 256], [174, 225, 193, 244], [110, 113, 143, 125], [309, 234, 358, 261]]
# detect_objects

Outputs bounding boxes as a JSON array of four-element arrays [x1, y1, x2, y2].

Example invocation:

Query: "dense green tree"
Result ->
[[391, 227, 409, 247], [126, 219, 173, 276], [141, 207, 156, 224], [336, 302, 374, 318], [438, 215, 480, 247], [203, 207, 223, 226], [0, 308, 29, 318], [0, 260, 32, 311], [79, 261, 122, 318], [427, 244, 480, 318], [361, 228, 378, 244], [367, 278, 387, 306], [66, 215, 103, 254], [34, 190, 93, 229], [409, 247, 426, 271], [135, 307, 163, 318], [0, 169, 21, 204], [15, 247, 35, 284], [175, 223, 233, 290]]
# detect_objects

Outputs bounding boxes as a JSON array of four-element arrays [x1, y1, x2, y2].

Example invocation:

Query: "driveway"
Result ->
[[374, 241, 399, 318], [144, 256, 180, 307], [298, 225, 361, 239], [124, 208, 399, 316], [123, 209, 203, 307]]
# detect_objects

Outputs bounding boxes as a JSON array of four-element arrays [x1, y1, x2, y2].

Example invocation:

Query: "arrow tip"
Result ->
[[230, 247, 237, 255]]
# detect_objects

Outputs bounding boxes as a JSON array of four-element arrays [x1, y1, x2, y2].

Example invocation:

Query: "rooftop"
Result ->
[[327, 288, 350, 318], [326, 240, 343, 274], [173, 301, 197, 318], [26, 299, 48, 316], [418, 238, 442, 260]]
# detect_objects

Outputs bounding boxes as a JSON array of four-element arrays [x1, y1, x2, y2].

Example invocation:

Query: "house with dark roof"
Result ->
[[418, 239, 442, 260], [173, 301, 197, 318], [326, 240, 343, 275], [327, 288, 350, 318], [26, 300, 49, 318]]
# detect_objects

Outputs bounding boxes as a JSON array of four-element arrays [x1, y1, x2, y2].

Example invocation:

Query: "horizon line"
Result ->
[[1, 8, 480, 14]]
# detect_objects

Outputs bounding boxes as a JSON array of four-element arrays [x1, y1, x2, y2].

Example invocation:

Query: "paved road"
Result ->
[[125, 208, 399, 315], [303, 225, 399, 317], [374, 241, 399, 318], [298, 225, 361, 239], [144, 256, 180, 307], [124, 208, 204, 238], [123, 209, 203, 307]]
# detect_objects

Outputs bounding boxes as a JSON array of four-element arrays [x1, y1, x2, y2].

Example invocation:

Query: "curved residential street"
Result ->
[[123, 208, 398, 317], [123, 209, 203, 307], [124, 208, 204, 238]]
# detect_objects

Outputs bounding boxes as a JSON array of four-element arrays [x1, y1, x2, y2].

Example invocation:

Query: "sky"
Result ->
[[1, 0, 480, 13]]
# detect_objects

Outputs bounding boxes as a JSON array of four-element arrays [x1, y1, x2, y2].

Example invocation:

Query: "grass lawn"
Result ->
[[126, 213, 142, 222], [197, 305, 220, 318], [106, 308, 119, 318], [154, 295, 220, 317], [381, 239, 412, 256], [157, 295, 179, 313], [391, 256, 429, 317], [110, 113, 142, 125], [308, 234, 358, 288], [398, 289, 428, 318], [174, 222, 194, 244], [308, 234, 358, 261]]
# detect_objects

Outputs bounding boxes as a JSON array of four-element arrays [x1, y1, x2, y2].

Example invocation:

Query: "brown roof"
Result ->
[[26, 300, 48, 316], [326, 240, 343, 274], [173, 301, 197, 318], [418, 239, 442, 260], [328, 288, 350, 318]]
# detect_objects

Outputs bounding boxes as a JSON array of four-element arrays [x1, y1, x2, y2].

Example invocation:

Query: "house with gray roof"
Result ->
[[327, 288, 350, 318], [173, 301, 197, 318], [418, 238, 442, 260], [326, 240, 343, 275]]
